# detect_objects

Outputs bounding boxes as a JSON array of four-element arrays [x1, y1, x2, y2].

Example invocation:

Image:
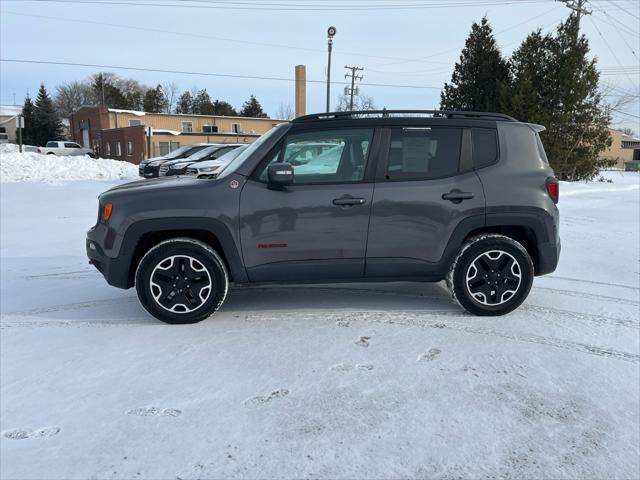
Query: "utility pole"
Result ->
[[556, 0, 591, 30], [326, 26, 337, 112], [344, 66, 364, 111]]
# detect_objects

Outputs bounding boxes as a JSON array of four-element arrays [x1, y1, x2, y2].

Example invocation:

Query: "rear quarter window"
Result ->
[[472, 128, 498, 169]]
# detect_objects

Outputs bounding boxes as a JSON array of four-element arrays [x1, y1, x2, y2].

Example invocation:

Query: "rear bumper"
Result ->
[[86, 228, 133, 289], [535, 238, 561, 276]]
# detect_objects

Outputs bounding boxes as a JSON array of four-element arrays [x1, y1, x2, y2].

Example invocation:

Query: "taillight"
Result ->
[[546, 177, 559, 204]]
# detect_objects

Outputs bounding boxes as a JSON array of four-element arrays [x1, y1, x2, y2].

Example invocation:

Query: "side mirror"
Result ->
[[267, 162, 294, 189]]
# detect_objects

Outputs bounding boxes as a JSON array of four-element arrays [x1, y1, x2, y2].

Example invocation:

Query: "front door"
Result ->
[[239, 127, 376, 282]]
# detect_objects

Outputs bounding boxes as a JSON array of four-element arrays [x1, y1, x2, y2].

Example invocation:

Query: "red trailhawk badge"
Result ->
[[229, 180, 239, 189]]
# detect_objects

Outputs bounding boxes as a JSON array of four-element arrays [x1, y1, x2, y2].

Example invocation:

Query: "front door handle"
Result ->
[[442, 190, 475, 204], [333, 195, 366, 206]]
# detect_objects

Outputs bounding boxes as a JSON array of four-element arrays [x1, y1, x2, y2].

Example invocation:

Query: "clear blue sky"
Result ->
[[1, 0, 638, 131]]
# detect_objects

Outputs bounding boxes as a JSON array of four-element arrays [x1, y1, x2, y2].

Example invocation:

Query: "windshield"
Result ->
[[186, 145, 222, 161], [165, 145, 207, 160], [217, 126, 285, 179]]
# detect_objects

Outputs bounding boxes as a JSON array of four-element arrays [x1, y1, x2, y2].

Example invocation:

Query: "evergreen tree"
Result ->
[[19, 95, 37, 146], [142, 84, 168, 113], [506, 16, 611, 180], [91, 73, 128, 109], [192, 89, 215, 115], [440, 17, 509, 112], [33, 84, 64, 146], [175, 91, 194, 114], [239, 95, 268, 118], [213, 99, 237, 116]]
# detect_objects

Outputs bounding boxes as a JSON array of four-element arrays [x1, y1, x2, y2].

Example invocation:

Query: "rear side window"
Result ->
[[472, 128, 498, 168], [386, 127, 461, 180]]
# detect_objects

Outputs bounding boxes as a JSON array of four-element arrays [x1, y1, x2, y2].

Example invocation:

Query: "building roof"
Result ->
[[0, 105, 22, 117]]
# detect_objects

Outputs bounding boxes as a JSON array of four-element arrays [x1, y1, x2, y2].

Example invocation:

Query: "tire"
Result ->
[[135, 238, 228, 324], [446, 234, 534, 316]]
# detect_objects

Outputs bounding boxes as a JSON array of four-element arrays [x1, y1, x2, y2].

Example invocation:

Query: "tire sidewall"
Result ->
[[452, 235, 534, 316], [135, 239, 228, 324]]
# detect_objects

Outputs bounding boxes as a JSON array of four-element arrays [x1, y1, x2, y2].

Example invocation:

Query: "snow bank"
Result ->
[[0, 144, 138, 183]]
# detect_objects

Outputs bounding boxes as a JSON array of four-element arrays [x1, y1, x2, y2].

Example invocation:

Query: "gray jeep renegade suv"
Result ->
[[87, 110, 560, 324]]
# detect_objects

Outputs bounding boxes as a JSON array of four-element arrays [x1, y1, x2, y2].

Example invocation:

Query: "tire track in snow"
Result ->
[[545, 275, 639, 291], [534, 286, 639, 306], [245, 310, 640, 363], [2, 297, 137, 316], [347, 311, 640, 363]]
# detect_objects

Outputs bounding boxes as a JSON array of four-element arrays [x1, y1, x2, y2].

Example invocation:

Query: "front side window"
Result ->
[[257, 128, 373, 184], [386, 127, 461, 181], [64, 142, 80, 148], [472, 128, 498, 168]]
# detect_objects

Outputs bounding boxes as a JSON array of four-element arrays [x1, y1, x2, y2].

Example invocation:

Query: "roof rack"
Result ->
[[292, 109, 518, 123]]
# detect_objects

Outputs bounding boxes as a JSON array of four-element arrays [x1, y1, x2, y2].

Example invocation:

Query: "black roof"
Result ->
[[292, 109, 517, 123]]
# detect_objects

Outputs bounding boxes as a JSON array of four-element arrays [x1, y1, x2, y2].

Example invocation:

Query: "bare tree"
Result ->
[[275, 102, 294, 120], [335, 94, 376, 112], [161, 81, 179, 113], [54, 81, 94, 118]]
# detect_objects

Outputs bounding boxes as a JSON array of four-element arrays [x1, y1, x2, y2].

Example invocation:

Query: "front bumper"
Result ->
[[86, 227, 133, 289], [139, 164, 161, 178]]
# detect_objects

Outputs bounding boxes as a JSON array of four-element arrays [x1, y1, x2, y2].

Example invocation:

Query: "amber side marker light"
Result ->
[[103, 203, 113, 221]]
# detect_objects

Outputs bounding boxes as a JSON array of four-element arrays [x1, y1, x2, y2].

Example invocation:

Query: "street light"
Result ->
[[326, 26, 336, 113]]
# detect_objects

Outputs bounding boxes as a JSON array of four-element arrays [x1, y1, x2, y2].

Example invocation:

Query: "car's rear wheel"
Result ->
[[447, 234, 534, 316], [135, 238, 228, 324]]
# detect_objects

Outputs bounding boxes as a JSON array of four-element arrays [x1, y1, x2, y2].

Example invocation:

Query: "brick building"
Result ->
[[69, 106, 285, 164]]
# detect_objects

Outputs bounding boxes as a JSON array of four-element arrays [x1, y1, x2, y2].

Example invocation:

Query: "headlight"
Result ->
[[170, 162, 189, 169], [198, 166, 220, 173]]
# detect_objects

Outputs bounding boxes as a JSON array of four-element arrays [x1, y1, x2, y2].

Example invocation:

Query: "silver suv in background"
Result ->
[[185, 144, 249, 178]]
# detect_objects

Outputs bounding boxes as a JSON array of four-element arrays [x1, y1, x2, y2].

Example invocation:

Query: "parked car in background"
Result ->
[[185, 144, 249, 178], [138, 144, 212, 178], [159, 144, 243, 176], [38, 141, 95, 158]]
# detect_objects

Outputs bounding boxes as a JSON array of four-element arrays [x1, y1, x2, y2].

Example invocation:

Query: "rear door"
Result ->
[[366, 126, 486, 278], [239, 127, 378, 282]]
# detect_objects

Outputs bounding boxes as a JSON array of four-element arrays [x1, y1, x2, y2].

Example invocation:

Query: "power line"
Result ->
[[368, 7, 565, 68], [0, 10, 450, 65], [607, 0, 640, 20], [1, 0, 554, 10], [589, 16, 638, 88], [0, 58, 444, 90]]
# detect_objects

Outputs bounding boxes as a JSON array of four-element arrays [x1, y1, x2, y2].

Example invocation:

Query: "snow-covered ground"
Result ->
[[1, 171, 639, 479], [0, 144, 138, 183]]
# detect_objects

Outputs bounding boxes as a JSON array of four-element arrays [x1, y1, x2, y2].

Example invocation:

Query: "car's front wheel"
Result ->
[[447, 234, 534, 316], [135, 238, 228, 324]]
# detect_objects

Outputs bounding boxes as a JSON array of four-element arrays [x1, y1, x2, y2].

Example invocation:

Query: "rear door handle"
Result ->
[[333, 195, 366, 206], [442, 190, 475, 204]]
